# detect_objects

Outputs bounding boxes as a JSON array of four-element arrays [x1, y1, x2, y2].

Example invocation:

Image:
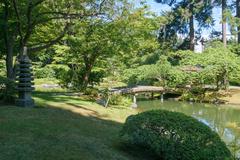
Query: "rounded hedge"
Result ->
[[120, 110, 233, 160]]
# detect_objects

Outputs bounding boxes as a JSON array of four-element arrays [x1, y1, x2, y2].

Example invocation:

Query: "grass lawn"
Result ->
[[0, 92, 148, 160]]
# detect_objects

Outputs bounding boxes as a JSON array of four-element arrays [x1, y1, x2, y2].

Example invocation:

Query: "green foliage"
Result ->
[[0, 60, 5, 76], [48, 64, 69, 80], [120, 110, 233, 160], [58, 66, 106, 90], [229, 43, 240, 56], [108, 94, 131, 106], [100, 88, 131, 106], [123, 56, 187, 87], [34, 66, 56, 79], [84, 88, 99, 97], [181, 43, 240, 89], [33, 64, 69, 80], [168, 50, 194, 65], [51, 5, 161, 90], [155, 0, 214, 51], [0, 76, 16, 103]]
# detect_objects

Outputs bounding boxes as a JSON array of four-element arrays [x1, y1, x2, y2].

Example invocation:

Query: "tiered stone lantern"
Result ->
[[15, 47, 35, 107]]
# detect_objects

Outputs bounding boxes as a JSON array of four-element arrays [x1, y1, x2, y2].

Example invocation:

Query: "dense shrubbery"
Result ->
[[122, 56, 187, 87], [100, 88, 131, 106], [33, 64, 69, 80], [34, 66, 56, 79], [182, 43, 240, 89], [0, 76, 16, 103], [120, 110, 233, 160], [59, 67, 106, 90], [108, 94, 131, 106], [84, 87, 99, 97], [49, 64, 69, 80], [123, 43, 240, 91]]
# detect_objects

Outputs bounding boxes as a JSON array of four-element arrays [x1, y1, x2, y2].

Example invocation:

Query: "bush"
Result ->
[[84, 87, 99, 97], [0, 76, 16, 103], [34, 66, 55, 79], [108, 94, 131, 106], [122, 56, 187, 87], [120, 110, 233, 160], [100, 88, 131, 106], [48, 64, 69, 80]]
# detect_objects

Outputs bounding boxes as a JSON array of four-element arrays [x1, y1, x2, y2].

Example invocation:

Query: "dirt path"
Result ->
[[222, 86, 240, 105]]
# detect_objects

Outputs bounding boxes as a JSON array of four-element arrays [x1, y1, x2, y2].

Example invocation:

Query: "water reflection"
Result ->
[[137, 100, 240, 158]]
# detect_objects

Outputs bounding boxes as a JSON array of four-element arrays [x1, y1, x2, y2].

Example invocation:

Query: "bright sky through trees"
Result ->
[[144, 0, 229, 38]]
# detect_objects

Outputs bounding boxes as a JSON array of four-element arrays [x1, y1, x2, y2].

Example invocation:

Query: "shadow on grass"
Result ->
[[33, 91, 97, 107], [0, 94, 154, 160]]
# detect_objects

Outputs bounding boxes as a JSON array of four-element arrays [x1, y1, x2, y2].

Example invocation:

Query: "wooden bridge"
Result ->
[[106, 85, 221, 108], [101, 85, 240, 108], [110, 86, 166, 94], [107, 86, 173, 108], [110, 85, 222, 95]]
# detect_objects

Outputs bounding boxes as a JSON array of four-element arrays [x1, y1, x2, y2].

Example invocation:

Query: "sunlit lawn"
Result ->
[[0, 92, 148, 160]]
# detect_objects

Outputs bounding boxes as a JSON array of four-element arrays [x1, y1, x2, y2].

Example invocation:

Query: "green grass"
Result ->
[[34, 78, 67, 92], [0, 92, 148, 160], [34, 78, 60, 85]]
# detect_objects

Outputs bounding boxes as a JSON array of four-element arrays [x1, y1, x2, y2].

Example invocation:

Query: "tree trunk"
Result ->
[[189, 6, 195, 51], [222, 0, 227, 47], [6, 41, 15, 80], [3, 2, 15, 80], [237, 0, 240, 43], [82, 61, 94, 90]]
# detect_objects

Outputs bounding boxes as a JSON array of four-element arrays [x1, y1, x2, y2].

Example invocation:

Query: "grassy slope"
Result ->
[[0, 92, 144, 160]]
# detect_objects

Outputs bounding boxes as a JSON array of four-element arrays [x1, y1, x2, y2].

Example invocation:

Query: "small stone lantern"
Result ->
[[15, 47, 35, 107]]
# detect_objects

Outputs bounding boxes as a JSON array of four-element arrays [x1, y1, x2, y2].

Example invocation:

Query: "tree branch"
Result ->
[[12, 0, 24, 47], [28, 23, 70, 53], [22, 1, 33, 45], [98, 0, 107, 12], [33, 0, 45, 6], [3, 1, 10, 52]]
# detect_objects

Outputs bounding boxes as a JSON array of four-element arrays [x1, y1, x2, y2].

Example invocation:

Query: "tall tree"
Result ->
[[189, 3, 195, 51], [0, 0, 110, 80], [56, 7, 160, 90], [236, 0, 240, 43], [157, 0, 213, 51], [222, 0, 227, 47], [155, 0, 213, 51], [154, 0, 176, 6]]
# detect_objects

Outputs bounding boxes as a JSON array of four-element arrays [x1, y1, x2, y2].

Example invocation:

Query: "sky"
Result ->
[[140, 0, 228, 38]]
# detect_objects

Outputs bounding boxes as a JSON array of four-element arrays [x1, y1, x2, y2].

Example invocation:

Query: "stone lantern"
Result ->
[[15, 47, 35, 107]]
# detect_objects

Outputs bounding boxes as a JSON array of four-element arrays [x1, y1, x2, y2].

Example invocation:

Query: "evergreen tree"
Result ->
[[222, 0, 227, 47], [155, 0, 213, 51]]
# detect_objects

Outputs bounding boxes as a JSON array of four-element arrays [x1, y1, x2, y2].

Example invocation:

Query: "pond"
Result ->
[[137, 100, 240, 158]]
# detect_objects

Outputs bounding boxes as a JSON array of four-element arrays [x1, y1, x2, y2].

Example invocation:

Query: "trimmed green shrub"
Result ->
[[0, 76, 16, 103], [120, 110, 233, 160]]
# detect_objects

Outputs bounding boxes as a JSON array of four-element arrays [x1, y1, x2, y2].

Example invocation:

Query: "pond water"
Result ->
[[137, 100, 240, 158]]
